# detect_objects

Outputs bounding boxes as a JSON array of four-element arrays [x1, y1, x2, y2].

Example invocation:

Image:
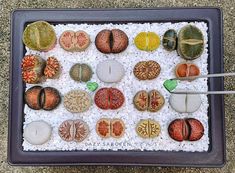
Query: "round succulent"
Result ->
[[162, 29, 177, 51], [44, 56, 61, 79], [69, 63, 93, 82], [177, 25, 204, 60], [23, 21, 56, 51], [134, 32, 160, 51], [21, 55, 45, 84]]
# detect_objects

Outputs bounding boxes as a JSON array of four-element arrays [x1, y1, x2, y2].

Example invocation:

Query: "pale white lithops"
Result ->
[[23, 121, 52, 145], [169, 92, 201, 113], [96, 59, 125, 83]]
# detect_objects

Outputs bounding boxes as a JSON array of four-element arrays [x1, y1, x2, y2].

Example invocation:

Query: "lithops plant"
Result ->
[[63, 90, 92, 113], [162, 29, 177, 51], [24, 86, 61, 110], [95, 29, 129, 54], [21, 55, 45, 84], [58, 119, 89, 142], [136, 119, 161, 139], [134, 32, 160, 51], [59, 30, 91, 52], [133, 60, 161, 80], [96, 118, 125, 139], [175, 62, 200, 80], [69, 63, 93, 82], [133, 90, 165, 112], [23, 21, 56, 51], [177, 25, 204, 60], [168, 118, 204, 142], [44, 56, 61, 79]]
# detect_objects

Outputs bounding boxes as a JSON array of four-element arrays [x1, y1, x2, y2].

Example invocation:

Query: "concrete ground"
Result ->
[[0, 0, 234, 172]]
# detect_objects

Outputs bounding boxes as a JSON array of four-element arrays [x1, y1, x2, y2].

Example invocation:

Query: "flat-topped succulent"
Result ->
[[162, 29, 177, 51], [136, 119, 161, 139], [177, 25, 204, 60], [69, 63, 93, 82], [58, 119, 89, 142], [175, 62, 200, 80], [21, 55, 45, 84], [44, 56, 61, 79], [134, 32, 160, 51], [59, 30, 90, 52], [23, 21, 56, 51]]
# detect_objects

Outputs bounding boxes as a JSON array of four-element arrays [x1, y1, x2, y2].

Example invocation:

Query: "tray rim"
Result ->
[[8, 7, 225, 167]]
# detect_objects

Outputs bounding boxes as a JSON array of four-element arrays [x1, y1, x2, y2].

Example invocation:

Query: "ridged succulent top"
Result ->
[[23, 21, 56, 51], [177, 25, 204, 60]]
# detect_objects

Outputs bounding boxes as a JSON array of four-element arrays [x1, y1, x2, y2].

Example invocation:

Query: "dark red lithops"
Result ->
[[168, 118, 204, 142], [94, 87, 125, 110], [24, 86, 61, 110], [95, 29, 128, 54]]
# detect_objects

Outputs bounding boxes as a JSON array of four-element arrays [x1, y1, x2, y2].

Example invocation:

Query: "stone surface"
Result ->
[[0, 0, 234, 172]]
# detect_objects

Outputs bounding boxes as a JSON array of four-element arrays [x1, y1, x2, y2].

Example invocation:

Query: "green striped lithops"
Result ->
[[162, 29, 177, 51], [177, 25, 204, 60]]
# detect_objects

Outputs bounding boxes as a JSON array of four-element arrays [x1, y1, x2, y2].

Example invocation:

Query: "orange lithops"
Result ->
[[44, 56, 61, 79], [175, 62, 200, 80]]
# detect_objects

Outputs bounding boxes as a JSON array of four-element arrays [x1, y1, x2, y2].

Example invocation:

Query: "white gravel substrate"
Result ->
[[23, 22, 209, 152]]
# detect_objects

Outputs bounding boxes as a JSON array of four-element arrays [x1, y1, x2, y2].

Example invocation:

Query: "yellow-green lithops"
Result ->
[[134, 32, 160, 51], [23, 21, 56, 51]]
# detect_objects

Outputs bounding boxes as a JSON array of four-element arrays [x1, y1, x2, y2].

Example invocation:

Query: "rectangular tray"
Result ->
[[8, 8, 225, 167]]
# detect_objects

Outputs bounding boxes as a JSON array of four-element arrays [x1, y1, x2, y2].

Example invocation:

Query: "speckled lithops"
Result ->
[[133, 60, 161, 80], [134, 32, 160, 51], [162, 29, 177, 51], [59, 30, 90, 52], [96, 118, 125, 139], [133, 90, 165, 112], [23, 21, 56, 51], [24, 120, 52, 145], [63, 90, 91, 113], [136, 119, 161, 139], [21, 55, 46, 84], [69, 63, 93, 82], [169, 91, 201, 113], [177, 25, 204, 60], [24, 86, 61, 110], [58, 119, 89, 142]]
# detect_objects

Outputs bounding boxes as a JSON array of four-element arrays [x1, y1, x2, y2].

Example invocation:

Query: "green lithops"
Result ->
[[162, 29, 177, 51], [86, 82, 98, 91], [23, 21, 56, 51], [177, 25, 204, 60], [69, 63, 93, 82]]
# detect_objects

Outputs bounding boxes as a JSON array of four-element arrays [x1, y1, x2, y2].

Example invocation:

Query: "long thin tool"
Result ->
[[167, 72, 235, 95]]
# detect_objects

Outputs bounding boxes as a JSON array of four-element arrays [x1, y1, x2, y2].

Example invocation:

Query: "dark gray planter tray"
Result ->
[[8, 8, 225, 167]]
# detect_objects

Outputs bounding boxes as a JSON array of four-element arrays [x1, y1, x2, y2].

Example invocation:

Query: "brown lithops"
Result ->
[[133, 60, 161, 80], [24, 86, 61, 110], [95, 29, 128, 54], [21, 55, 46, 84], [136, 119, 161, 138], [168, 118, 204, 142], [59, 30, 90, 52], [44, 57, 61, 79], [96, 118, 125, 139], [133, 90, 165, 112], [58, 119, 89, 142], [69, 63, 93, 82], [175, 62, 200, 80], [63, 90, 91, 113]]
